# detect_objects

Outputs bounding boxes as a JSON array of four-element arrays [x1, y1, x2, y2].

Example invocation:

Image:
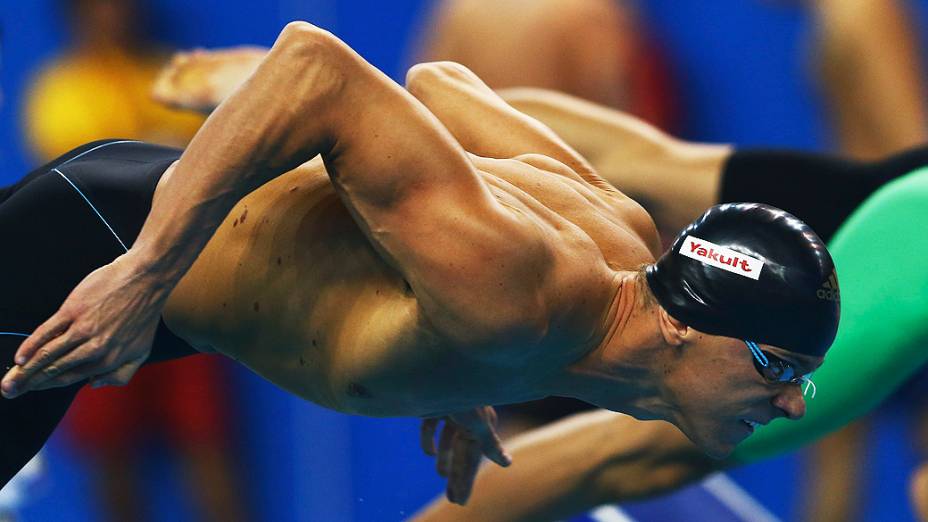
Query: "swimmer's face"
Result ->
[[665, 331, 823, 458]]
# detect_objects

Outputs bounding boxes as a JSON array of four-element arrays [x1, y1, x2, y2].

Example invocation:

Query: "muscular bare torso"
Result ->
[[163, 154, 658, 417]]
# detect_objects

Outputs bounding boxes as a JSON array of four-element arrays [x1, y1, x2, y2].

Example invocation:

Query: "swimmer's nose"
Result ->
[[772, 385, 806, 420]]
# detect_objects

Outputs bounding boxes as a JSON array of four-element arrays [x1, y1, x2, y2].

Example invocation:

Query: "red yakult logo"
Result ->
[[679, 236, 764, 280]]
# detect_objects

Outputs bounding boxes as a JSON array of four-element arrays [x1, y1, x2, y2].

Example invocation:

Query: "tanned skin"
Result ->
[[0, 22, 706, 505], [141, 5, 928, 516], [1, 24, 816, 506]]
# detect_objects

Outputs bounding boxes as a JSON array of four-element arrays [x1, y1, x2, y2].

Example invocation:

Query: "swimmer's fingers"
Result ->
[[29, 348, 140, 391], [13, 316, 72, 367], [453, 406, 512, 468], [420, 418, 439, 456], [4, 255, 163, 399], [28, 360, 103, 391], [10, 340, 105, 392], [29, 355, 142, 392], [2, 320, 83, 398], [447, 431, 482, 505], [89, 358, 144, 388], [480, 432, 511, 468], [437, 420, 456, 478]]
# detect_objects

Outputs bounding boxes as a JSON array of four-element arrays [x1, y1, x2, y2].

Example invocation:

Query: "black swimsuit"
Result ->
[[719, 145, 928, 242], [0, 139, 197, 486]]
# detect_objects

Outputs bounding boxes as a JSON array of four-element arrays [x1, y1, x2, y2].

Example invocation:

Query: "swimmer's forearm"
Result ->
[[412, 411, 719, 522], [128, 23, 349, 283]]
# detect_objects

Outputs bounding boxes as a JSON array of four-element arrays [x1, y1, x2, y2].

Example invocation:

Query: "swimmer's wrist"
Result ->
[[126, 201, 232, 288], [121, 245, 191, 296]]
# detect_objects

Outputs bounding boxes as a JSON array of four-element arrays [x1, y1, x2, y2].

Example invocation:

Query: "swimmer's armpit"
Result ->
[[152, 46, 269, 114]]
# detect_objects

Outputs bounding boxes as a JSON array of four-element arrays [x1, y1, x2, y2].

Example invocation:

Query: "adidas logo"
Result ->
[[816, 272, 840, 302]]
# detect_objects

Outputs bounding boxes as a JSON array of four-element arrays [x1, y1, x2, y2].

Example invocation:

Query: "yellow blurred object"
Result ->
[[25, 48, 204, 161]]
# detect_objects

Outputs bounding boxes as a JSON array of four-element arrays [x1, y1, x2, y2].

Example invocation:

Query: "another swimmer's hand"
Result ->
[[152, 46, 269, 114], [420, 406, 512, 505], [1, 255, 169, 398]]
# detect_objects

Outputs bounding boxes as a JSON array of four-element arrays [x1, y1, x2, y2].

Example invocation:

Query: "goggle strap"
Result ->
[[802, 375, 817, 399], [746, 341, 769, 367]]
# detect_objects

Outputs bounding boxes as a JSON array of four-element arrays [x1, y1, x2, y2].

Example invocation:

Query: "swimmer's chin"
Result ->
[[701, 444, 735, 460], [608, 410, 740, 458], [679, 429, 739, 460]]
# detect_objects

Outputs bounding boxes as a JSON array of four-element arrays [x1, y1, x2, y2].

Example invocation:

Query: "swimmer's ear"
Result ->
[[657, 307, 688, 347]]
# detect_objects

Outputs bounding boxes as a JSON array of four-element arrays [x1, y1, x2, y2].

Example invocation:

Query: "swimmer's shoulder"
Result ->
[[512, 152, 591, 184], [510, 152, 662, 258], [611, 196, 662, 259]]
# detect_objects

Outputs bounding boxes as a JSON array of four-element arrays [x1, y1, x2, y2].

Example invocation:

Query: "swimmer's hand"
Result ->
[[153, 46, 269, 114], [1, 255, 168, 398], [420, 406, 512, 505]]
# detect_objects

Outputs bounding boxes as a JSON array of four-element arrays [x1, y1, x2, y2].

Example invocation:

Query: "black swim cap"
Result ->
[[645, 203, 839, 357]]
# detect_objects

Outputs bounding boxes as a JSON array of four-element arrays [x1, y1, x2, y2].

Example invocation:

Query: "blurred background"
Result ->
[[1, 0, 927, 520]]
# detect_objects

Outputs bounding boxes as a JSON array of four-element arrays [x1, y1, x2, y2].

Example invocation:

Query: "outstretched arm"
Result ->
[[412, 411, 718, 522], [2, 23, 349, 394], [151, 49, 723, 238], [5, 22, 532, 504], [2, 22, 540, 397]]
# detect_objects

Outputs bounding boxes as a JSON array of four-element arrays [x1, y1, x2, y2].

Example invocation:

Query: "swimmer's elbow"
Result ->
[[277, 21, 338, 52], [272, 21, 351, 93]]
